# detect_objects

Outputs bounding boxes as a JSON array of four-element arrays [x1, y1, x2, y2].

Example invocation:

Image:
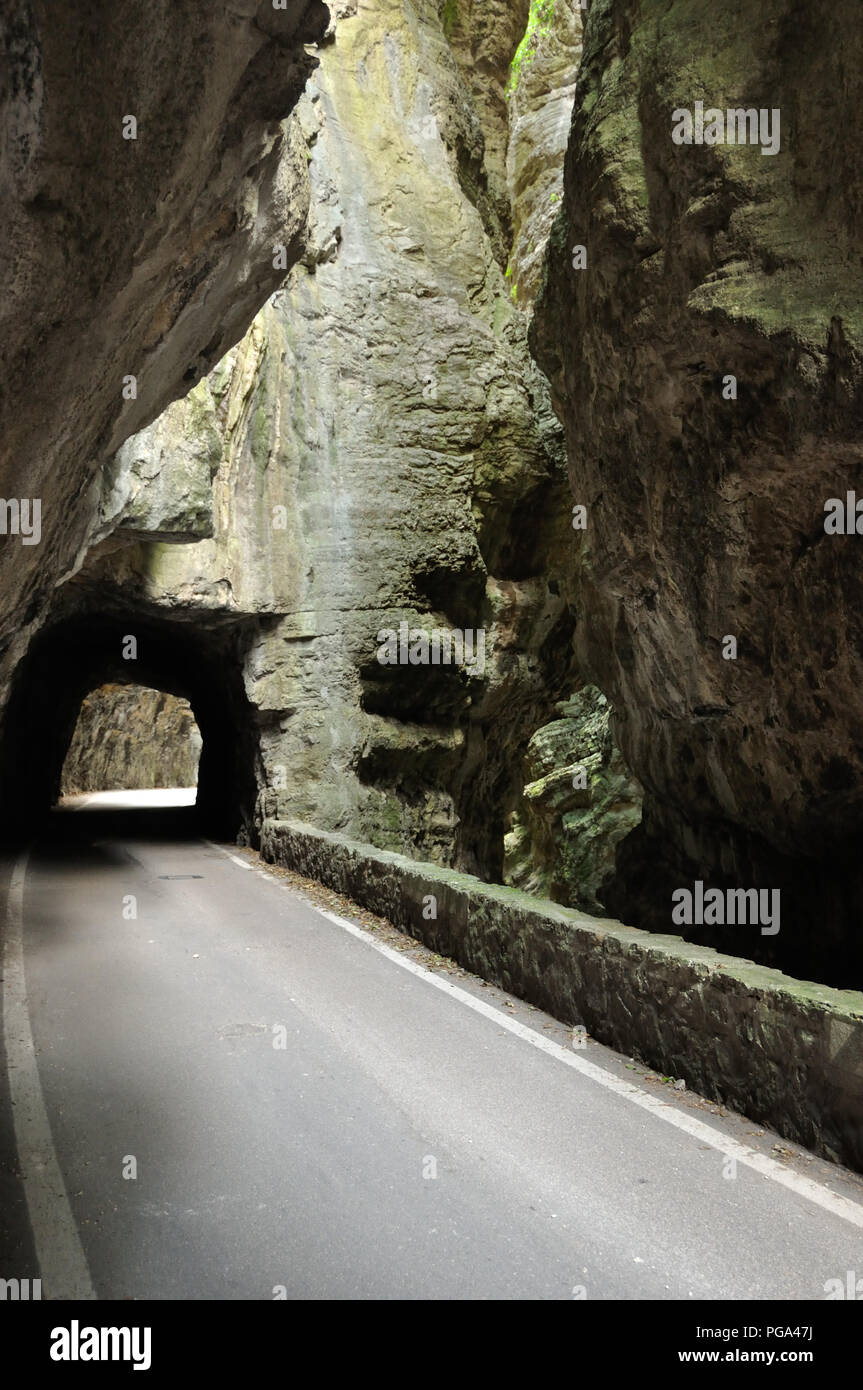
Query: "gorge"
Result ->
[[2, 0, 862, 997]]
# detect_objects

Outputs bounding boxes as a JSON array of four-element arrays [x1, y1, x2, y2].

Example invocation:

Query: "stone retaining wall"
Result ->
[[261, 818, 863, 1172]]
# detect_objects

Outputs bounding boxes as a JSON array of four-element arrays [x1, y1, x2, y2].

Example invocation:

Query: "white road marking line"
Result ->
[[2, 848, 96, 1298], [317, 910, 863, 1229], [206, 841, 863, 1234], [202, 839, 252, 870]]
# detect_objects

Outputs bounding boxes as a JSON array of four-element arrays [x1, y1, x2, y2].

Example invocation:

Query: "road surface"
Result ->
[[2, 790, 863, 1300]]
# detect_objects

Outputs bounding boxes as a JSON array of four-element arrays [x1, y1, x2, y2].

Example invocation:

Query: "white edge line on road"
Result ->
[[203, 838, 252, 870], [317, 908, 863, 1231], [2, 847, 97, 1298], [206, 841, 863, 1235]]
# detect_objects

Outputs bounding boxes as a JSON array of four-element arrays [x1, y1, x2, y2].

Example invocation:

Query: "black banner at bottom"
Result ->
[[3, 1299, 858, 1377]]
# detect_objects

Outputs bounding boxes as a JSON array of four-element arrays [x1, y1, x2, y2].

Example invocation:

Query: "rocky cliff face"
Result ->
[[32, 0, 590, 883], [532, 0, 863, 977], [7, 0, 857, 985], [499, 0, 646, 911], [0, 0, 326, 725], [1, 0, 646, 921], [61, 685, 200, 794], [505, 0, 582, 304]]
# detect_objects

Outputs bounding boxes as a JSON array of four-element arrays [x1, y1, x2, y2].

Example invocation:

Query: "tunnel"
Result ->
[[60, 682, 202, 796], [0, 609, 262, 843]]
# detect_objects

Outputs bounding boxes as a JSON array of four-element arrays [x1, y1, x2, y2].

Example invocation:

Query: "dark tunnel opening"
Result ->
[[0, 609, 262, 845]]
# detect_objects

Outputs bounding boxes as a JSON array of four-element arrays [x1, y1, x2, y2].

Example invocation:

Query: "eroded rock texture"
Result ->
[[0, 0, 614, 895], [439, 0, 530, 264], [506, 0, 582, 304], [61, 684, 201, 794], [0, 0, 649, 926], [52, 0, 577, 876], [0, 0, 326, 705], [533, 0, 863, 978]]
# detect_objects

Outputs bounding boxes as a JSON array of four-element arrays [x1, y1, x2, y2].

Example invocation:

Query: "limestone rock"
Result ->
[[61, 684, 201, 794], [532, 0, 863, 974], [0, 0, 325, 695], [97, 381, 223, 544], [506, 0, 583, 305], [438, 0, 531, 262]]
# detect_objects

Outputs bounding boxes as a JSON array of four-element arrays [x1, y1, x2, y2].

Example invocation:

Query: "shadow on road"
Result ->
[[43, 790, 204, 851]]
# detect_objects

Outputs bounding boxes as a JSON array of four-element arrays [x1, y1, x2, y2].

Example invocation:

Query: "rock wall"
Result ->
[[61, 684, 201, 794], [532, 0, 863, 980], [0, 0, 326, 728], [45, 0, 591, 885], [505, 0, 582, 304], [495, 0, 647, 911]]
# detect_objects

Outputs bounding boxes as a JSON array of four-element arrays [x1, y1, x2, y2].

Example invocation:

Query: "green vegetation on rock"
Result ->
[[507, 0, 556, 98], [504, 686, 643, 914]]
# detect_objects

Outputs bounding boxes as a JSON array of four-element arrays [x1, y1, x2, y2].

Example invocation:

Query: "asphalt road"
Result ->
[[2, 790, 863, 1301]]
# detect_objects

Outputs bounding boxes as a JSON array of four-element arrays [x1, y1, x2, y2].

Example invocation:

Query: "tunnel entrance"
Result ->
[[60, 683, 202, 798], [0, 609, 263, 844]]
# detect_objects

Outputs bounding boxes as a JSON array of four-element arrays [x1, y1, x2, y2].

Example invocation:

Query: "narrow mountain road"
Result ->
[[2, 792, 863, 1301]]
